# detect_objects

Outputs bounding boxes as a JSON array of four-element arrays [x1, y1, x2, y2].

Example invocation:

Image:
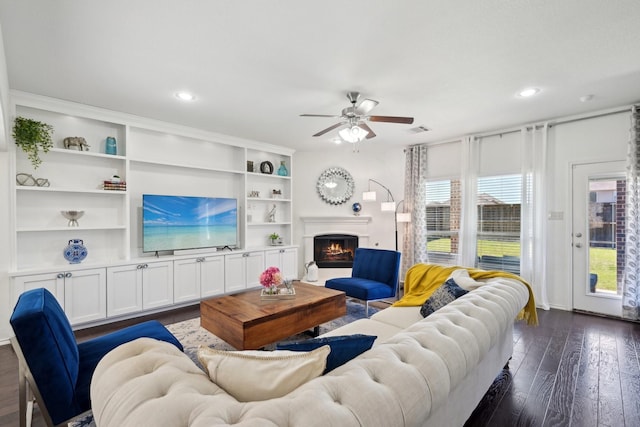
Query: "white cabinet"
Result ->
[[264, 247, 298, 280], [174, 255, 225, 303], [13, 268, 107, 325], [142, 261, 174, 310], [225, 251, 265, 292], [106, 264, 143, 317], [63, 268, 107, 324], [106, 261, 173, 316]]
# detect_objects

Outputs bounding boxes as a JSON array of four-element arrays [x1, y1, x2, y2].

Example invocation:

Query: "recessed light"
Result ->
[[518, 88, 540, 98], [580, 94, 594, 102], [175, 91, 196, 101]]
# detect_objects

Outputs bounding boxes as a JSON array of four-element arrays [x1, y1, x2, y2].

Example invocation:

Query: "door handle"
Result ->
[[575, 232, 583, 238], [575, 243, 583, 248]]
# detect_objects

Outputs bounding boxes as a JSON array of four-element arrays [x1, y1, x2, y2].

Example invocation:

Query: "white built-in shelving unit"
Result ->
[[8, 91, 297, 328]]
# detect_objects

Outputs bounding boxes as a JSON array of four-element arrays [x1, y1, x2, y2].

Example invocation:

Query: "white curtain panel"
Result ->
[[622, 106, 640, 320], [458, 136, 479, 266], [520, 124, 550, 310]]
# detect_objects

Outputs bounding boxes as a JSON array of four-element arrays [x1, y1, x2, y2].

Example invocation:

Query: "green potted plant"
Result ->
[[269, 232, 281, 245], [12, 116, 54, 169]]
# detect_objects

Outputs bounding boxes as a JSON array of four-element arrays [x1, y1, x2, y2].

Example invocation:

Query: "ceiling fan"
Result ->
[[300, 91, 414, 142]]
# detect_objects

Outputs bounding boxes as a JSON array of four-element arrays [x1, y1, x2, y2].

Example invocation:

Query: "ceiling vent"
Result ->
[[408, 125, 431, 133]]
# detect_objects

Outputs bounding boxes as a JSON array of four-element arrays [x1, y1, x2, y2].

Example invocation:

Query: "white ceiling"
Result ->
[[1, 1, 640, 152]]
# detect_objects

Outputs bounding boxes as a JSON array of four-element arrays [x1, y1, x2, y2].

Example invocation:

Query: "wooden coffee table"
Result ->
[[200, 282, 346, 350]]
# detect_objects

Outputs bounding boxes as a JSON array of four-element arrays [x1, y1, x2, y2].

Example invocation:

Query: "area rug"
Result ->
[[166, 298, 379, 367], [68, 299, 379, 427]]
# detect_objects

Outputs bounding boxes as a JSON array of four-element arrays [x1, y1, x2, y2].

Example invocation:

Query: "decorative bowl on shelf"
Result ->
[[61, 210, 84, 227]]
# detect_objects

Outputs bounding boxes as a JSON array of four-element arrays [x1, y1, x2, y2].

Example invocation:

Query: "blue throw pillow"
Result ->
[[420, 278, 469, 318], [276, 334, 376, 373]]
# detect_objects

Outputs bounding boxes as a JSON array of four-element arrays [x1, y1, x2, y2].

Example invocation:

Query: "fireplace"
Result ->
[[314, 234, 359, 268]]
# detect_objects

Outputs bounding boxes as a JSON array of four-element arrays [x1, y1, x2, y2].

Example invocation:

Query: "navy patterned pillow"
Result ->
[[420, 278, 469, 317]]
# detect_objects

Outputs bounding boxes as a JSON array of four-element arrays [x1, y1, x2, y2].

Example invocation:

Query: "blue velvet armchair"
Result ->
[[10, 288, 183, 427], [325, 248, 401, 317]]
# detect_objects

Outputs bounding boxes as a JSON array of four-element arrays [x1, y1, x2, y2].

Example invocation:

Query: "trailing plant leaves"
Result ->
[[12, 116, 54, 169]]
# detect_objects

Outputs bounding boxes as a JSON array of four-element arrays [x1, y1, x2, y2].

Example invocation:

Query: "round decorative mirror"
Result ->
[[316, 167, 355, 205]]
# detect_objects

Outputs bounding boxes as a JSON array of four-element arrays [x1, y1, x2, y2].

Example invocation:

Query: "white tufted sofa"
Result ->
[[91, 277, 530, 427]]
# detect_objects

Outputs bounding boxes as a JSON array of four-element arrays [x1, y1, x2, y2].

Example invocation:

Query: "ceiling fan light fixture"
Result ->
[[338, 125, 368, 143]]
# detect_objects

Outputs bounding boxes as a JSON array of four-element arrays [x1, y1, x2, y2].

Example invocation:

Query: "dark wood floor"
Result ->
[[1, 307, 639, 426]]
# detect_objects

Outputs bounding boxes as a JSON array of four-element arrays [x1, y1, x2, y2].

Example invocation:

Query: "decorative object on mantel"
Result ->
[[105, 136, 117, 155], [259, 266, 292, 298], [12, 116, 54, 169], [248, 190, 260, 198], [267, 204, 276, 223], [63, 238, 88, 264], [352, 202, 362, 216], [316, 167, 354, 205], [272, 189, 282, 199], [277, 161, 288, 176], [16, 173, 50, 187], [246, 160, 254, 172], [63, 136, 90, 151], [260, 161, 274, 174], [269, 232, 283, 245], [61, 210, 85, 227]]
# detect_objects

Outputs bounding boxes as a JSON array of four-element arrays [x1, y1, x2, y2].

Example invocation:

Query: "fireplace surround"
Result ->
[[301, 216, 371, 283]]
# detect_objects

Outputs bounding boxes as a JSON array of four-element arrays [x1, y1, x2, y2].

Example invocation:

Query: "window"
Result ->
[[476, 174, 521, 274], [426, 179, 461, 265]]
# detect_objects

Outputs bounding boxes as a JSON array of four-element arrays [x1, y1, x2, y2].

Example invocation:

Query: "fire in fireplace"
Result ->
[[313, 234, 359, 268]]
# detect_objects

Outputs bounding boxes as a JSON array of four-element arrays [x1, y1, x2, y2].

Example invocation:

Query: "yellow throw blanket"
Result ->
[[393, 263, 538, 326]]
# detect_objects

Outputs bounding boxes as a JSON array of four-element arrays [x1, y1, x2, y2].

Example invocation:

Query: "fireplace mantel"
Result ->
[[300, 216, 372, 224]]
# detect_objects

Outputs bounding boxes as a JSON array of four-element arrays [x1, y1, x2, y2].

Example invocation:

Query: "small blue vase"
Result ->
[[105, 136, 117, 155], [277, 161, 288, 176]]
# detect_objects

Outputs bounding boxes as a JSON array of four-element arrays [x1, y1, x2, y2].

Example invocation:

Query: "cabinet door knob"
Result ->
[[243, 253, 249, 257], [65, 272, 72, 278], [280, 249, 285, 253], [144, 264, 149, 269], [57, 273, 65, 279]]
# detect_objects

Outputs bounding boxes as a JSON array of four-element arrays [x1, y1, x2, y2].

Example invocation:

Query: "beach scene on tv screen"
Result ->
[[143, 195, 237, 251]]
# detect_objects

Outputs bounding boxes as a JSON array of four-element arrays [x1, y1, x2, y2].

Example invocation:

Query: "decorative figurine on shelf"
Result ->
[[272, 189, 282, 199], [63, 136, 90, 151], [105, 136, 117, 155], [63, 239, 88, 264], [267, 204, 276, 223], [352, 202, 362, 216], [277, 161, 288, 176]]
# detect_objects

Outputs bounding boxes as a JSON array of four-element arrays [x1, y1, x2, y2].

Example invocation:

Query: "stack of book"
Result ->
[[103, 180, 126, 191]]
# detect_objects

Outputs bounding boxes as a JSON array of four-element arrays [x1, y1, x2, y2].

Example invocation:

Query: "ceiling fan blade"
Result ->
[[354, 98, 379, 115], [300, 114, 340, 118], [313, 122, 345, 137], [359, 122, 377, 139], [368, 115, 414, 124]]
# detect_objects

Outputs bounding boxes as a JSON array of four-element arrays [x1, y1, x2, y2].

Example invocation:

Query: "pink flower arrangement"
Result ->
[[260, 266, 282, 289]]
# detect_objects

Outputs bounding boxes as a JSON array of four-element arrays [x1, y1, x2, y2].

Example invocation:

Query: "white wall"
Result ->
[[292, 143, 406, 270], [0, 22, 12, 341], [545, 111, 630, 310]]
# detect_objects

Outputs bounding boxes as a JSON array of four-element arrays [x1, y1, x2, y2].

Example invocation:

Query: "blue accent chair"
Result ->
[[325, 248, 401, 317], [10, 288, 184, 427]]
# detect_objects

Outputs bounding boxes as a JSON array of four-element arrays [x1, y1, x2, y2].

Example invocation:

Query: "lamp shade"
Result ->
[[396, 212, 411, 222], [381, 201, 396, 211], [362, 191, 377, 201]]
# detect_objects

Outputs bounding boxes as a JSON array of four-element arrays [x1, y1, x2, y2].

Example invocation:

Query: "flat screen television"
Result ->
[[142, 194, 238, 253]]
